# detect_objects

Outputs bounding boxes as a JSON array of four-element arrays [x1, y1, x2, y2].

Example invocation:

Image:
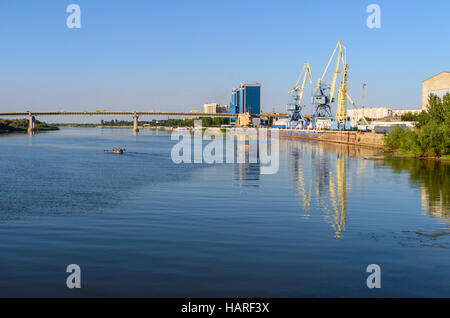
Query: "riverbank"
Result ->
[[385, 150, 450, 161], [277, 129, 385, 149], [383, 93, 449, 160], [0, 119, 59, 134], [278, 129, 450, 161]]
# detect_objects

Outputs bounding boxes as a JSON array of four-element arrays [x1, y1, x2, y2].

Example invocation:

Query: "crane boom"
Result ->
[[328, 41, 345, 104], [290, 63, 306, 93], [288, 62, 312, 106], [316, 42, 339, 92]]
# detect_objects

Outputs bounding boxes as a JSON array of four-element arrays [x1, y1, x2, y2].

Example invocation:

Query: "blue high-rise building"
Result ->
[[241, 83, 261, 114], [230, 82, 261, 115], [230, 88, 240, 114]]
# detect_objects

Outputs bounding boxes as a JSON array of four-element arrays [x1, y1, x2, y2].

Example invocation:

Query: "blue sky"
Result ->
[[0, 0, 448, 117]]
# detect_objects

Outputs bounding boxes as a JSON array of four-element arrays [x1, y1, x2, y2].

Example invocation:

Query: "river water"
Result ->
[[0, 128, 448, 297]]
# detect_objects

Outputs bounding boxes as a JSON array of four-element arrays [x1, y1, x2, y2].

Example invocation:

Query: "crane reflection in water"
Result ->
[[230, 135, 449, 238], [287, 141, 350, 238], [288, 140, 450, 237]]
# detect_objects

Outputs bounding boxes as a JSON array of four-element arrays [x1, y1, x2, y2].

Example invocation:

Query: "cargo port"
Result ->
[[223, 40, 407, 149], [1, 40, 447, 152]]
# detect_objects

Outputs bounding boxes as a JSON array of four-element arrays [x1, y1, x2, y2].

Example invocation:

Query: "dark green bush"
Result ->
[[384, 92, 450, 157]]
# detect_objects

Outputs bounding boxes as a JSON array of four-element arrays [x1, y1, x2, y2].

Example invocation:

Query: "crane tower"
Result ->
[[286, 62, 312, 129], [312, 41, 354, 130]]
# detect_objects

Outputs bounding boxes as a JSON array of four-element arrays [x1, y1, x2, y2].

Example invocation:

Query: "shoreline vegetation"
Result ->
[[57, 117, 231, 129], [0, 119, 59, 134], [384, 93, 450, 160]]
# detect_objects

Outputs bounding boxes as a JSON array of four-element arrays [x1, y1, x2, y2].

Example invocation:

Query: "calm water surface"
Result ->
[[0, 128, 449, 297]]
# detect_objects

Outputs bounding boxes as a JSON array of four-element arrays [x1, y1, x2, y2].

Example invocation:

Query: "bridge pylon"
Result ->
[[133, 113, 139, 134], [27, 113, 36, 135]]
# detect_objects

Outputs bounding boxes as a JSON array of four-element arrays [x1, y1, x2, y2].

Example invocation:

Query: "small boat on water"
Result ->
[[104, 147, 126, 154]]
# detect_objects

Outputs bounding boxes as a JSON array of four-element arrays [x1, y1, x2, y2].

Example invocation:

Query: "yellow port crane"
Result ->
[[313, 40, 368, 129], [336, 63, 348, 124], [315, 41, 346, 101]]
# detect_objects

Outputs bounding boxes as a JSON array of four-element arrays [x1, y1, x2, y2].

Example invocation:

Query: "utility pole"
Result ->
[[361, 83, 366, 120]]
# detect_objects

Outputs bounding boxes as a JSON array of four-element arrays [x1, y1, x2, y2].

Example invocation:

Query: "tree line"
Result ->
[[0, 119, 59, 133], [385, 93, 450, 157], [101, 117, 230, 127]]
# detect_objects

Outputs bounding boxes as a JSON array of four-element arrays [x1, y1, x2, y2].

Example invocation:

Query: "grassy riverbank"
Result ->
[[384, 93, 450, 159], [56, 117, 231, 129], [57, 123, 98, 128], [0, 119, 59, 133]]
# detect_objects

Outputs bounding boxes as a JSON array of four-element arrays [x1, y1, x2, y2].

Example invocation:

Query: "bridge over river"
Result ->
[[0, 111, 288, 134]]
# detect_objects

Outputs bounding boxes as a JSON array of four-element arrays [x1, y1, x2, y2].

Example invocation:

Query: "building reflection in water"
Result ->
[[232, 133, 260, 188], [233, 162, 260, 188]]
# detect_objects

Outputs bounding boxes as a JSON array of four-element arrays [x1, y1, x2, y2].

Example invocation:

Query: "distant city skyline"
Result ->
[[0, 0, 449, 121]]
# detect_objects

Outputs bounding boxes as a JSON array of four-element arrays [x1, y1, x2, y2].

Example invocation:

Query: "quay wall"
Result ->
[[278, 129, 384, 148]]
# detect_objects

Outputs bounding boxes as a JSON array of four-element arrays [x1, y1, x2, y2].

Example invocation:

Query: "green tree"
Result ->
[[202, 117, 213, 127], [400, 112, 421, 122], [212, 117, 221, 126], [384, 92, 450, 157], [427, 93, 446, 123]]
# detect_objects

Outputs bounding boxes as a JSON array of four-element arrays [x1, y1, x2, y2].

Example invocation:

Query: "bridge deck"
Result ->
[[0, 111, 238, 117], [0, 111, 288, 118]]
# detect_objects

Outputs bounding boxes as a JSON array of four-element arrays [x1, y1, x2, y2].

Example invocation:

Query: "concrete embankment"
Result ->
[[278, 129, 385, 149]]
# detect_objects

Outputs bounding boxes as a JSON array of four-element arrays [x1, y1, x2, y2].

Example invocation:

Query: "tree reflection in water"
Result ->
[[285, 139, 449, 238], [384, 159, 450, 219]]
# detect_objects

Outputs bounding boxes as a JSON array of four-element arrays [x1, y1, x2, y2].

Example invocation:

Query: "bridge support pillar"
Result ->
[[28, 114, 36, 134], [132, 114, 139, 134]]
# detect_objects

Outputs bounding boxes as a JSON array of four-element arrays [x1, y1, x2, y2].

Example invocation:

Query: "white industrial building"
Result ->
[[348, 107, 422, 121], [391, 109, 422, 117], [347, 107, 392, 121]]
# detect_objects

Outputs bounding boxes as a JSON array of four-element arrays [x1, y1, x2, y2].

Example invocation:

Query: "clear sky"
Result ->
[[0, 0, 448, 118]]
